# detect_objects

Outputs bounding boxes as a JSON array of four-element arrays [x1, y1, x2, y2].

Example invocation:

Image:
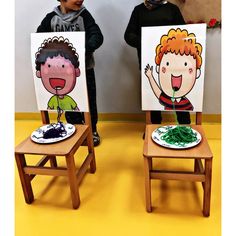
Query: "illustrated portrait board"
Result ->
[[31, 32, 89, 112], [141, 24, 206, 112]]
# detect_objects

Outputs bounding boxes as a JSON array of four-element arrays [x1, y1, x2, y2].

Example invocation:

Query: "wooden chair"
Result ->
[[143, 112, 213, 216], [15, 110, 96, 209]]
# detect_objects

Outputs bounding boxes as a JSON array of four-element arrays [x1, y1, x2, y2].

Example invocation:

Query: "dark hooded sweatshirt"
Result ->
[[37, 5, 103, 69], [124, 2, 185, 68]]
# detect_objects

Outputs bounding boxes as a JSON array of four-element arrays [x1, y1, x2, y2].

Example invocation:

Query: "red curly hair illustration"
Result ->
[[155, 28, 202, 69]]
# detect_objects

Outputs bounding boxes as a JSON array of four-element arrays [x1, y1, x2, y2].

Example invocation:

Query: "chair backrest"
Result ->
[[145, 111, 202, 125]]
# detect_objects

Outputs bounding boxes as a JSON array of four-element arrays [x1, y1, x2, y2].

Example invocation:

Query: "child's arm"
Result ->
[[144, 64, 161, 99], [124, 7, 140, 49], [36, 12, 56, 32], [83, 10, 103, 53]]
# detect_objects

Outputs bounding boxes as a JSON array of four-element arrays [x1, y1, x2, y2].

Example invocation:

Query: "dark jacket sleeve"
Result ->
[[172, 5, 185, 25], [83, 10, 103, 53], [124, 7, 141, 49], [36, 12, 55, 32]]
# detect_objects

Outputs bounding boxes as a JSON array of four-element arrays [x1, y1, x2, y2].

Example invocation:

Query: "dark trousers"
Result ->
[[151, 111, 191, 124], [65, 68, 98, 132]]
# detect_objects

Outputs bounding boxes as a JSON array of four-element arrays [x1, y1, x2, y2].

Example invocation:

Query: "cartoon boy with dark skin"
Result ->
[[35, 36, 80, 110], [145, 28, 203, 110]]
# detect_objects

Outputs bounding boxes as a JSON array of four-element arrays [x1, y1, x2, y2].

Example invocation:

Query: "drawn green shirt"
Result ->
[[48, 95, 78, 110]]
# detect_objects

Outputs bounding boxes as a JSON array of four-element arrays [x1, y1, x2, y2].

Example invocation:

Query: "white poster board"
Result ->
[[142, 24, 206, 112], [31, 32, 89, 112]]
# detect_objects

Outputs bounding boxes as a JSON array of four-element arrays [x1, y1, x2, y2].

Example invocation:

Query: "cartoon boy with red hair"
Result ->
[[35, 36, 80, 111], [145, 28, 203, 110]]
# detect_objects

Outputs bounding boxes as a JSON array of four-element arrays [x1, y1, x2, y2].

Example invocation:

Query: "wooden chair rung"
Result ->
[[36, 155, 51, 167], [150, 170, 205, 182], [24, 166, 67, 176]]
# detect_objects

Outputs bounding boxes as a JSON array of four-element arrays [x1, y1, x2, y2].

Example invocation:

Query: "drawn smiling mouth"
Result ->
[[49, 78, 66, 90], [171, 74, 182, 91]]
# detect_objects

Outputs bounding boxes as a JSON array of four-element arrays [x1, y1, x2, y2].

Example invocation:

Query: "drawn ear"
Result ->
[[156, 65, 160, 74], [75, 68, 80, 77], [36, 70, 41, 78], [196, 69, 201, 78]]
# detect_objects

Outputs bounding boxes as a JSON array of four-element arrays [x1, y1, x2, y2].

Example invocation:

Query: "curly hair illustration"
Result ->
[[155, 28, 202, 69], [35, 36, 79, 71]]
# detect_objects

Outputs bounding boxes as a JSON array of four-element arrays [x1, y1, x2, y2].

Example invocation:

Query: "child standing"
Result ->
[[37, 0, 103, 146], [124, 0, 190, 124]]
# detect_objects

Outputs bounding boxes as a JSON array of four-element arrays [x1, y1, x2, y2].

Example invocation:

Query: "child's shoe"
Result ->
[[93, 131, 100, 147]]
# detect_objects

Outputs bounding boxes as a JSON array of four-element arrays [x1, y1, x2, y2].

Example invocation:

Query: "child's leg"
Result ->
[[151, 111, 162, 124], [86, 68, 100, 146], [65, 111, 84, 124], [86, 68, 98, 133], [176, 111, 191, 124]]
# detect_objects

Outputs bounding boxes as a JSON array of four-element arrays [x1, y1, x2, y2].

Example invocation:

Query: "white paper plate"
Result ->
[[31, 123, 75, 144], [151, 125, 202, 149]]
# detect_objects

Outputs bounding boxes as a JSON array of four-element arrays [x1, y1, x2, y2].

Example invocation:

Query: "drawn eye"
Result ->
[[62, 65, 65, 68], [166, 62, 169, 66], [184, 62, 187, 66], [48, 64, 51, 68]]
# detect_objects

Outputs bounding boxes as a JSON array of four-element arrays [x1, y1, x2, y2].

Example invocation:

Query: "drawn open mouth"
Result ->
[[171, 74, 182, 91], [49, 78, 66, 90]]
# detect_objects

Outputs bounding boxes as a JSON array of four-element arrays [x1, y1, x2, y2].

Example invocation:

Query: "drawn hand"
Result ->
[[144, 64, 153, 79]]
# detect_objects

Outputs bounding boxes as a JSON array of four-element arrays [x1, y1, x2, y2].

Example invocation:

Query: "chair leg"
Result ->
[[194, 159, 198, 173], [203, 158, 212, 217], [87, 135, 96, 173], [66, 154, 80, 209], [49, 155, 57, 167], [144, 157, 152, 212], [89, 153, 96, 174], [15, 153, 34, 204]]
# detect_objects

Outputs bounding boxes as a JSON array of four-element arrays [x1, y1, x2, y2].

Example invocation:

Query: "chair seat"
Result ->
[[15, 124, 89, 156], [143, 124, 213, 159]]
